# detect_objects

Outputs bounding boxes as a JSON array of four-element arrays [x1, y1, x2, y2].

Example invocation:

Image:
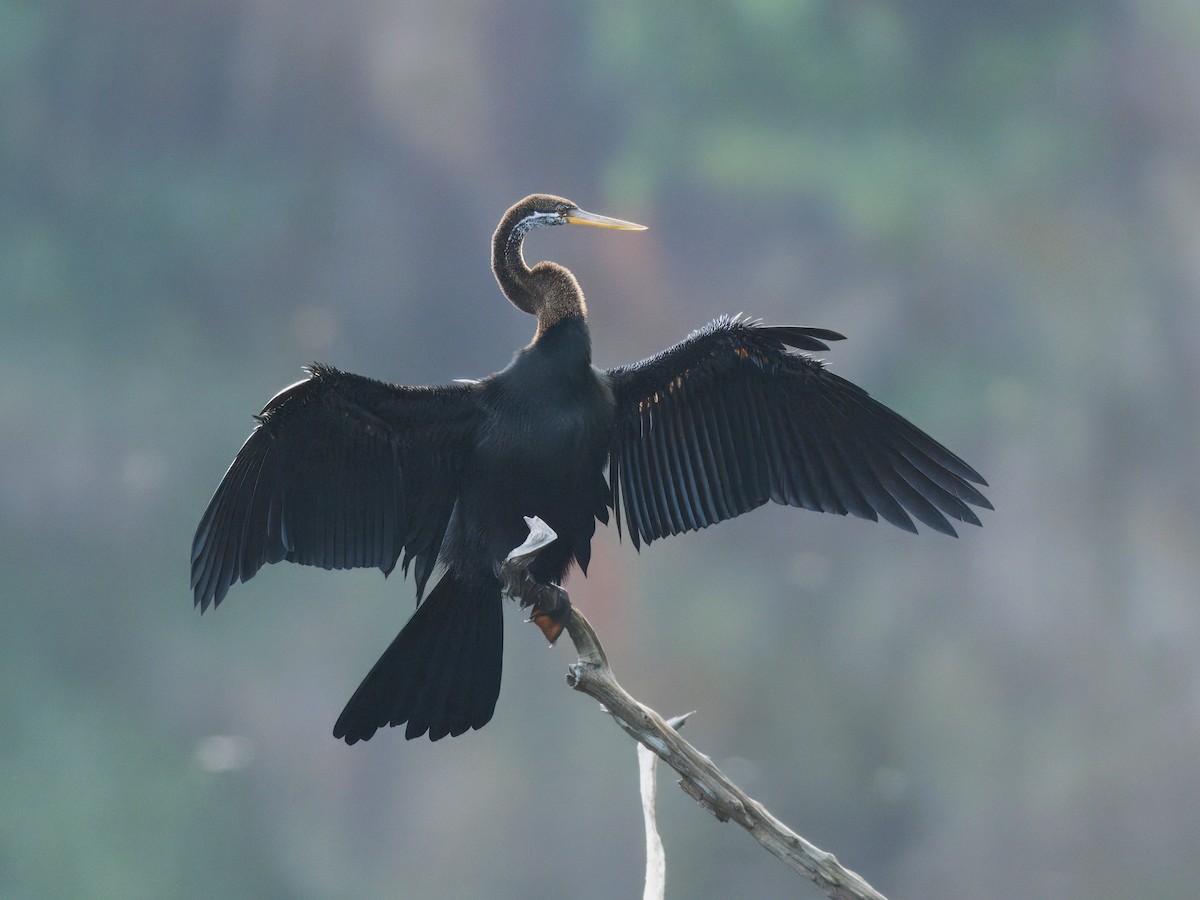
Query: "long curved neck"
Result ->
[[492, 216, 587, 338], [492, 215, 540, 316]]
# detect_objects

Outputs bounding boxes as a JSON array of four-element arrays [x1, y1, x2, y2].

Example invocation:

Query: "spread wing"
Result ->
[[191, 364, 484, 611], [605, 315, 991, 548]]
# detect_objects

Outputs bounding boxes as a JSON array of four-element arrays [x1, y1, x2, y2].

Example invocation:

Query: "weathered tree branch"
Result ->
[[500, 517, 888, 900], [639, 710, 693, 900]]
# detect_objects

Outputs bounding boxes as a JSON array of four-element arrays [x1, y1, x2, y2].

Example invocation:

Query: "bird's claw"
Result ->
[[495, 516, 570, 644], [495, 560, 525, 600], [525, 588, 571, 645]]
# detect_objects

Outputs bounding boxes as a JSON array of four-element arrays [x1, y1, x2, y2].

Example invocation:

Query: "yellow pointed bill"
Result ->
[[563, 208, 647, 230]]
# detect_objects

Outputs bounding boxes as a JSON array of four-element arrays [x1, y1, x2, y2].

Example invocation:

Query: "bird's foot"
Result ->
[[495, 517, 570, 644], [496, 558, 529, 602], [503, 573, 571, 645], [525, 585, 571, 645]]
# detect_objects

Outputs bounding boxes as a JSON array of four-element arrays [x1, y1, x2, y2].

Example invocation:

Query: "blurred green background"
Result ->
[[4, 1, 1199, 897]]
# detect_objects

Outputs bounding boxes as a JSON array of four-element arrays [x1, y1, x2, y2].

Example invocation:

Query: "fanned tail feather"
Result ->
[[333, 572, 503, 743]]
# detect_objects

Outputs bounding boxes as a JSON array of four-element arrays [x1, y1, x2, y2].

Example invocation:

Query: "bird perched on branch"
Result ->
[[191, 194, 990, 744]]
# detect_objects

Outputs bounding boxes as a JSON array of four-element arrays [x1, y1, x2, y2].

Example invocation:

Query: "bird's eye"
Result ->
[[555, 204, 570, 216]]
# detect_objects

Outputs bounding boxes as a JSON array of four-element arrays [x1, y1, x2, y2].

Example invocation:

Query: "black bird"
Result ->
[[191, 194, 990, 744]]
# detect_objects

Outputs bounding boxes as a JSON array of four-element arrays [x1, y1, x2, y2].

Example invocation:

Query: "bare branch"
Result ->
[[641, 712, 693, 900], [500, 517, 888, 900], [640, 736, 666, 900]]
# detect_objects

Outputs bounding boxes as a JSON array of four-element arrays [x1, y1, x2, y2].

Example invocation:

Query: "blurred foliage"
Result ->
[[588, 2, 1101, 240], [3, 1, 1199, 898]]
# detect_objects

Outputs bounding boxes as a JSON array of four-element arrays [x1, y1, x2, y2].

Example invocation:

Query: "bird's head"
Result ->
[[502, 194, 647, 237], [493, 195, 646, 324]]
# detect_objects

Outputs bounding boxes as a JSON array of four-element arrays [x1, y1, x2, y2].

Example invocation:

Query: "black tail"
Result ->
[[333, 572, 503, 744]]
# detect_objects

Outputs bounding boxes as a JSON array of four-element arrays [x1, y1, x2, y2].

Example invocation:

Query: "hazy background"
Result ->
[[4, 1, 1199, 897]]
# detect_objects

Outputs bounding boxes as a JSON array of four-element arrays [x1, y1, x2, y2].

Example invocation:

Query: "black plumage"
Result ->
[[191, 194, 991, 744]]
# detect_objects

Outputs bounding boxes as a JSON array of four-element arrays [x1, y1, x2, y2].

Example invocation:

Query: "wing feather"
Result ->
[[605, 315, 989, 545], [191, 366, 481, 611]]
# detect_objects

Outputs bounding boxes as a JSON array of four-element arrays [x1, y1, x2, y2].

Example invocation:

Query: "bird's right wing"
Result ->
[[191, 365, 484, 611]]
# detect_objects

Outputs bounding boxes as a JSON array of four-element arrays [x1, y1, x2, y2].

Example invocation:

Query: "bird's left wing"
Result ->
[[605, 315, 991, 548], [191, 364, 483, 611]]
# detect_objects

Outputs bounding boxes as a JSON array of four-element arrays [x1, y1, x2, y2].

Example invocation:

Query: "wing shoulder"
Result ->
[[607, 314, 841, 396]]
